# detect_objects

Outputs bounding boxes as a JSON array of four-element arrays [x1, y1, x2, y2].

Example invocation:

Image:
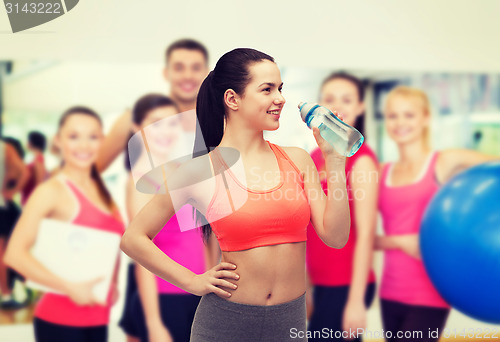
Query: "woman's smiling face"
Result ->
[[56, 113, 103, 169], [320, 78, 364, 127], [139, 105, 182, 157], [231, 60, 286, 131], [384, 94, 430, 145]]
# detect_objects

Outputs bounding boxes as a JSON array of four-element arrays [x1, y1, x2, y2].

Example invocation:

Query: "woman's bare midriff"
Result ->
[[218, 241, 307, 306]]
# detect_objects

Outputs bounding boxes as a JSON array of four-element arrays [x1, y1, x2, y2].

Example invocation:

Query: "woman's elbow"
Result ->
[[338, 219, 352, 247], [3, 246, 18, 270], [120, 231, 133, 257], [329, 234, 349, 249], [331, 218, 350, 248], [325, 226, 350, 249]]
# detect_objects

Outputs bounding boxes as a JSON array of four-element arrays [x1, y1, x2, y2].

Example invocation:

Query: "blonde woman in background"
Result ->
[[376, 86, 499, 341]]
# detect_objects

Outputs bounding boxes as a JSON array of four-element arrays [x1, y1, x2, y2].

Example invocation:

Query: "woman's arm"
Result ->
[[439, 149, 500, 183], [96, 109, 132, 173], [121, 174, 197, 291], [126, 178, 172, 340], [290, 127, 350, 248], [4, 182, 104, 305], [136, 264, 172, 341], [343, 156, 378, 333], [120, 160, 239, 298], [374, 234, 421, 259], [33, 157, 47, 186]]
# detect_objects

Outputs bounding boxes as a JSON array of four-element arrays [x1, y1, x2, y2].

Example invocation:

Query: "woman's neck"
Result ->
[[61, 164, 93, 186], [396, 139, 432, 165], [219, 121, 267, 156]]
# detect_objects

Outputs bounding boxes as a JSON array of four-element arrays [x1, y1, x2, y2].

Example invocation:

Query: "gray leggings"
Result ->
[[190, 292, 307, 342]]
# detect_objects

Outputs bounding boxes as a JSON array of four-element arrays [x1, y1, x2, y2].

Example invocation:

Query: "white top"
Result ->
[[385, 152, 435, 187], [27, 218, 121, 302]]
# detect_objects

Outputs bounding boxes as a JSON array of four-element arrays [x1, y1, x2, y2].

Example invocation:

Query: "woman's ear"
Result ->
[[224, 89, 239, 111]]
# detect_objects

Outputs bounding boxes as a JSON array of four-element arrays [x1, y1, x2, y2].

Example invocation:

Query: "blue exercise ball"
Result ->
[[421, 161, 500, 324]]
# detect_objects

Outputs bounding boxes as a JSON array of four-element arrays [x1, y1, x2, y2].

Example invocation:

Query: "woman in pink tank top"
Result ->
[[124, 94, 209, 342], [306, 72, 378, 342], [5, 107, 125, 342], [376, 86, 499, 342]]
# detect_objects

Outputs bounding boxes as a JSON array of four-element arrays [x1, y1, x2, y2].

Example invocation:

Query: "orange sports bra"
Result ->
[[206, 140, 311, 252]]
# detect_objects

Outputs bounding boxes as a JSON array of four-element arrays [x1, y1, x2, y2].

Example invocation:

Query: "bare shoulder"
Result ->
[[436, 148, 469, 174], [352, 155, 378, 171], [168, 153, 215, 191], [180, 153, 213, 177], [437, 148, 460, 163], [24, 176, 64, 211], [281, 145, 309, 158], [281, 146, 315, 171], [436, 148, 500, 182], [35, 177, 65, 198]]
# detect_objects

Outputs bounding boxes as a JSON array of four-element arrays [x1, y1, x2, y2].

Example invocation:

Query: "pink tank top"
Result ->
[[378, 152, 449, 308], [35, 178, 125, 326], [152, 204, 206, 294], [307, 143, 376, 286], [205, 141, 310, 252]]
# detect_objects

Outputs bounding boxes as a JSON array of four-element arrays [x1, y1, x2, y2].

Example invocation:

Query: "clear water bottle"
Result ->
[[299, 102, 364, 157]]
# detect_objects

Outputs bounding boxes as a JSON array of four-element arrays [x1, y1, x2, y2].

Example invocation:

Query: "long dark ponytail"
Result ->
[[194, 48, 275, 244], [58, 106, 115, 211]]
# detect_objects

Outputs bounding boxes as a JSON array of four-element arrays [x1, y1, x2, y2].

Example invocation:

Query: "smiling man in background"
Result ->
[[96, 38, 209, 171]]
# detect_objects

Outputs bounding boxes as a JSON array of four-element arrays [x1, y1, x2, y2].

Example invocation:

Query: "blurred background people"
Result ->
[[4, 107, 125, 342], [306, 72, 378, 341], [21, 131, 48, 205], [0, 138, 28, 309], [96, 38, 210, 173], [113, 39, 211, 342], [125, 94, 211, 342], [375, 86, 500, 342]]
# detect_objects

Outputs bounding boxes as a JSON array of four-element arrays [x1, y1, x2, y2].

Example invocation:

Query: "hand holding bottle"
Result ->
[[299, 102, 364, 157], [311, 110, 345, 159]]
